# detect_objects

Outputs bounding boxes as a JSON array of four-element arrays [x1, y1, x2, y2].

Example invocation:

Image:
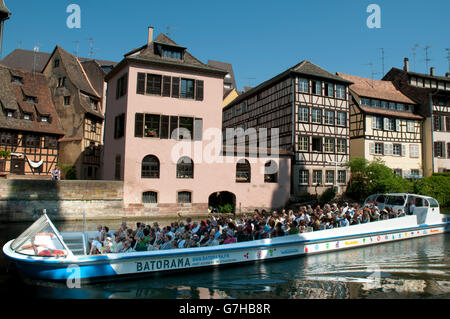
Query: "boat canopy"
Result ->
[[10, 214, 69, 257]]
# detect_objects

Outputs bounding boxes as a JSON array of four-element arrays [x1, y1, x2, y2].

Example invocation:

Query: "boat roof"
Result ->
[[365, 193, 437, 200]]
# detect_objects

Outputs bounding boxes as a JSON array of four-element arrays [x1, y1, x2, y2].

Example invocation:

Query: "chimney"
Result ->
[[147, 26, 154, 44], [446, 72, 450, 78], [403, 58, 409, 72], [430, 67, 435, 77]]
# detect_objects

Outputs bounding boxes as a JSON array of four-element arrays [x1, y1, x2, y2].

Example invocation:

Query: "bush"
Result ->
[[218, 203, 233, 214], [59, 164, 77, 180], [414, 175, 450, 207], [319, 187, 337, 206]]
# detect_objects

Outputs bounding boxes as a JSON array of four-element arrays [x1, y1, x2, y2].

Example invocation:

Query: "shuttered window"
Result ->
[[135, 113, 144, 137], [195, 80, 204, 101]]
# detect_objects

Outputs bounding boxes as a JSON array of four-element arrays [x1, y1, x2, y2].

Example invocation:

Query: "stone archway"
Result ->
[[208, 191, 236, 215]]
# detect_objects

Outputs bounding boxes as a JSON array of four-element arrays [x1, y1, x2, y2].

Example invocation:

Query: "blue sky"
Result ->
[[2, 0, 449, 90]]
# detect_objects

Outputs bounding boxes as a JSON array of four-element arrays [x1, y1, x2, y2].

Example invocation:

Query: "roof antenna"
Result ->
[[85, 37, 96, 59], [424, 45, 432, 72], [17, 40, 22, 49], [364, 62, 377, 87], [73, 40, 80, 57], [445, 48, 450, 73], [32, 42, 40, 74], [166, 26, 178, 37], [379, 48, 385, 76], [412, 44, 420, 72]]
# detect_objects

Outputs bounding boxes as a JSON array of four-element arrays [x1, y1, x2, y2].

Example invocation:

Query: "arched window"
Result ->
[[142, 191, 157, 204], [236, 159, 251, 183], [176, 157, 194, 179], [177, 191, 192, 204], [142, 155, 160, 178], [264, 160, 278, 183]]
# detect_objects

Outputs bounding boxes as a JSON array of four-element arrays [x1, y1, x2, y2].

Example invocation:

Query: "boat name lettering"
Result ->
[[345, 240, 358, 246], [136, 257, 191, 272], [192, 253, 230, 262], [281, 249, 298, 255]]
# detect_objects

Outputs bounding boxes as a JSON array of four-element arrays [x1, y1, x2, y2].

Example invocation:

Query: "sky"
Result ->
[[2, 0, 449, 90]]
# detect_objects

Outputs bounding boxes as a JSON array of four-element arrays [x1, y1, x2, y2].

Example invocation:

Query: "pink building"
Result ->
[[102, 29, 291, 215]]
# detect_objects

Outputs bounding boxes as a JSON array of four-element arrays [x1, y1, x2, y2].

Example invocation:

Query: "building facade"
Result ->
[[223, 61, 352, 196], [102, 29, 291, 214], [337, 73, 423, 177], [0, 65, 64, 177], [383, 59, 450, 176]]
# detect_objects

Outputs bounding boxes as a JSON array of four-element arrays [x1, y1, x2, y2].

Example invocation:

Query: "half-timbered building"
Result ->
[[42, 46, 106, 180], [383, 59, 450, 176], [337, 72, 423, 178], [0, 65, 64, 177], [223, 61, 352, 196]]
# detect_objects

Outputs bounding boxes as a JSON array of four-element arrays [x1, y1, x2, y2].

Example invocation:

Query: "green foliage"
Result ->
[[345, 157, 412, 201], [413, 174, 450, 207], [319, 187, 337, 206], [218, 203, 233, 214], [0, 150, 11, 159], [59, 164, 77, 180]]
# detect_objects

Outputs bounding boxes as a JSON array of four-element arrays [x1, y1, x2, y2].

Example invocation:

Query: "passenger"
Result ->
[[135, 228, 151, 251], [223, 230, 237, 244], [160, 234, 174, 250], [121, 240, 133, 253], [289, 220, 300, 234], [397, 209, 406, 217]]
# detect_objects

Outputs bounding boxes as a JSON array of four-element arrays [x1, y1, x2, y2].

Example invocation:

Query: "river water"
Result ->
[[1, 219, 449, 299]]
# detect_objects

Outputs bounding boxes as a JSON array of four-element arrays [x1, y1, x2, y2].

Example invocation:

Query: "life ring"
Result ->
[[38, 249, 66, 257]]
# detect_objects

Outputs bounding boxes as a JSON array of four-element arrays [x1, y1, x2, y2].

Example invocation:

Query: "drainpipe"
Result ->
[[291, 75, 296, 197]]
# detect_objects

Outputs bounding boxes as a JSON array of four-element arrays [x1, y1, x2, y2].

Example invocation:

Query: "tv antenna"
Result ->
[[73, 40, 80, 57], [32, 42, 40, 74], [424, 45, 432, 71], [242, 77, 256, 88], [446, 48, 450, 73], [379, 48, 385, 76], [17, 40, 22, 49], [364, 62, 377, 87], [412, 44, 420, 72], [85, 37, 97, 59], [166, 26, 178, 37]]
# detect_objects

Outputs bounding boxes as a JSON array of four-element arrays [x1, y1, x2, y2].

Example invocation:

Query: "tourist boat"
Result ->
[[2, 194, 450, 283]]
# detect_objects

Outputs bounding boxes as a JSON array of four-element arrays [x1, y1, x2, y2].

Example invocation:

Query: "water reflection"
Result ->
[[1, 220, 449, 299]]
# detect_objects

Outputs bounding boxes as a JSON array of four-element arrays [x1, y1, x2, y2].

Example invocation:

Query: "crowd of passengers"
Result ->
[[89, 202, 409, 255]]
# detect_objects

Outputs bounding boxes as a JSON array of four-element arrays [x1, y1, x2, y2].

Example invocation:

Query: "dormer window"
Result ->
[[40, 116, 49, 123], [162, 49, 182, 60], [90, 98, 99, 111], [24, 96, 38, 104], [155, 43, 185, 61], [23, 113, 32, 121], [6, 111, 15, 118], [12, 76, 24, 85], [57, 77, 66, 88]]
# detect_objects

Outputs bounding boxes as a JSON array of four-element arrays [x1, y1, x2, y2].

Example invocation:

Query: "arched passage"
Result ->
[[208, 191, 236, 215]]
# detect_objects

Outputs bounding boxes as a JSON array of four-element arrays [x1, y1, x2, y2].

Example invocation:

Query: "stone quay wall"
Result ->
[[0, 180, 214, 222]]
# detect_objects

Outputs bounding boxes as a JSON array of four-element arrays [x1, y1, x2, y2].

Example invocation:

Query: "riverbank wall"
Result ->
[[0, 180, 211, 222]]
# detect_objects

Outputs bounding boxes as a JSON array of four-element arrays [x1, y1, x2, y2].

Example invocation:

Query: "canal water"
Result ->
[[1, 219, 449, 299]]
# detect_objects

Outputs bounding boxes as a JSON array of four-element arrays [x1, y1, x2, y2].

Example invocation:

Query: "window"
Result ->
[[336, 112, 346, 126], [311, 109, 322, 124], [54, 59, 60, 68], [44, 136, 57, 149], [163, 49, 183, 60], [381, 101, 388, 109], [12, 76, 23, 84], [298, 78, 309, 93], [312, 170, 322, 185], [178, 191, 192, 204], [410, 144, 420, 158], [324, 138, 334, 153], [336, 139, 346, 153], [64, 96, 71, 105], [325, 170, 334, 184], [177, 157, 194, 179], [160, 115, 169, 139], [40, 116, 49, 123], [142, 191, 157, 204], [298, 106, 309, 122], [361, 98, 371, 106], [312, 81, 321, 95], [264, 160, 278, 183], [324, 110, 334, 125], [146, 74, 162, 95], [434, 142, 444, 158], [143, 114, 160, 138], [389, 102, 396, 110], [23, 113, 32, 121], [396, 103, 404, 111], [338, 170, 346, 184], [371, 99, 380, 108], [114, 114, 125, 139], [372, 116, 382, 130], [448, 143, 450, 158], [142, 155, 160, 178], [384, 118, 395, 131], [23, 135, 40, 148], [236, 159, 251, 183], [195, 80, 204, 101], [116, 73, 128, 99], [312, 137, 322, 152], [6, 111, 14, 118], [298, 136, 309, 152], [374, 143, 384, 155], [162, 76, 171, 97], [336, 85, 345, 99], [407, 120, 415, 133], [433, 115, 443, 131], [25, 96, 38, 104], [180, 78, 195, 99], [171, 77, 180, 98], [446, 117, 450, 132], [179, 117, 193, 140], [411, 169, 420, 176], [299, 170, 309, 185], [393, 169, 402, 176], [393, 144, 402, 156], [137, 73, 146, 94], [325, 83, 334, 97], [57, 77, 66, 88], [0, 132, 18, 146]]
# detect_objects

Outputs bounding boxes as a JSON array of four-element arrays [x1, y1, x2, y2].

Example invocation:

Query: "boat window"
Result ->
[[386, 195, 406, 206], [375, 195, 385, 203], [428, 198, 439, 208], [11, 215, 66, 257], [365, 194, 378, 204], [415, 197, 424, 207]]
